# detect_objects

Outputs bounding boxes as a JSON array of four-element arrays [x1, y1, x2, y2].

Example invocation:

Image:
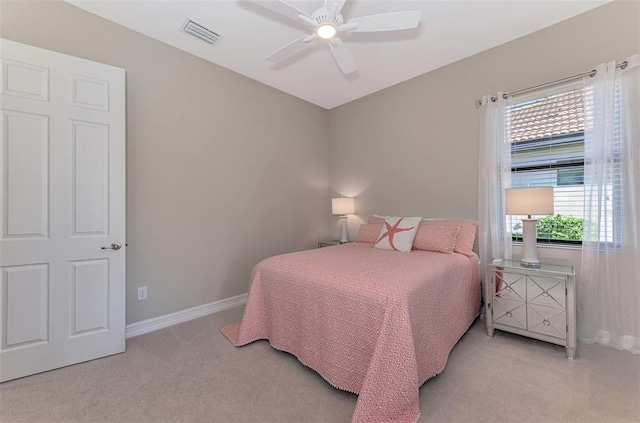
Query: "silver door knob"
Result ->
[[102, 242, 122, 250]]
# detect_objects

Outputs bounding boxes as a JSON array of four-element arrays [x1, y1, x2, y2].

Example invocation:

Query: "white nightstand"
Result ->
[[317, 240, 352, 248], [485, 259, 577, 359]]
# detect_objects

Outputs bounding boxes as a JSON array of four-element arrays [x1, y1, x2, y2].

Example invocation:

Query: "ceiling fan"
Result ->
[[252, 0, 421, 75]]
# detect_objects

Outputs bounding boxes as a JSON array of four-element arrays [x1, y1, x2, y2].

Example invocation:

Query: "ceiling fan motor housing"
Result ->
[[310, 8, 343, 29]]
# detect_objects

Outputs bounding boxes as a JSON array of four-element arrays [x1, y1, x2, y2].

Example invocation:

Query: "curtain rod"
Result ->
[[477, 61, 628, 106]]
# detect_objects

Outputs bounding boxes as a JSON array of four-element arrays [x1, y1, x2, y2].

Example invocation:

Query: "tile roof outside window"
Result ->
[[508, 89, 584, 142]]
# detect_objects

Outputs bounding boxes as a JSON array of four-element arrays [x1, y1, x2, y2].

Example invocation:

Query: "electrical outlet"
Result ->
[[137, 286, 148, 301]]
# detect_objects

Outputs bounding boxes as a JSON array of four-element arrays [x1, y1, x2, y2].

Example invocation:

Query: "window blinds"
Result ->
[[507, 88, 585, 242]]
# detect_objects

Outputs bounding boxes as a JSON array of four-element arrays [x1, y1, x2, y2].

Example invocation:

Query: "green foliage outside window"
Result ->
[[537, 214, 584, 240], [513, 214, 584, 241]]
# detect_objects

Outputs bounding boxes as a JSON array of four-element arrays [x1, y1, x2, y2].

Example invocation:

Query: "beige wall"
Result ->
[[328, 0, 640, 274], [1, 0, 330, 324]]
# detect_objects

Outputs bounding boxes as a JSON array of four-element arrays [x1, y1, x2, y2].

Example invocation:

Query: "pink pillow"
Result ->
[[368, 215, 385, 225], [356, 223, 383, 243], [413, 224, 460, 254], [423, 219, 478, 256]]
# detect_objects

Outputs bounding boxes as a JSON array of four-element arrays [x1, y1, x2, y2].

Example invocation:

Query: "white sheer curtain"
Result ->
[[478, 94, 512, 273], [579, 54, 640, 354]]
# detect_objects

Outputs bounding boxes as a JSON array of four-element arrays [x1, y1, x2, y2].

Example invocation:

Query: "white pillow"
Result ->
[[374, 216, 422, 253]]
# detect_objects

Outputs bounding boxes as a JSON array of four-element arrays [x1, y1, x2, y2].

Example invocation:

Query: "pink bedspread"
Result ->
[[222, 243, 480, 422]]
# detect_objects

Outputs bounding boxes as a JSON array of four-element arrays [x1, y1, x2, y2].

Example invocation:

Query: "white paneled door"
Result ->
[[0, 39, 126, 382]]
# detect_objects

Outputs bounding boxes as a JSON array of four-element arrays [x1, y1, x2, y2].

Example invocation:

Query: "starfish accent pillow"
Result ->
[[374, 216, 422, 253]]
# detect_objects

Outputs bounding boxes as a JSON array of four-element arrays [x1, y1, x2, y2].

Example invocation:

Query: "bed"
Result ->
[[222, 218, 480, 423]]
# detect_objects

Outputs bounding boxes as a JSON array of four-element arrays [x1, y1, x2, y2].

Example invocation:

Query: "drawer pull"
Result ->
[[543, 319, 551, 326], [506, 311, 513, 317], [542, 290, 550, 297]]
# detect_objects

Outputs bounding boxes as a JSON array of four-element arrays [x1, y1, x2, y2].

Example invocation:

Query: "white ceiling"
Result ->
[[66, 0, 611, 110]]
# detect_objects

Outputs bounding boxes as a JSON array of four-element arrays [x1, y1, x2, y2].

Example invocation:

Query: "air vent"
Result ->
[[182, 20, 223, 46]]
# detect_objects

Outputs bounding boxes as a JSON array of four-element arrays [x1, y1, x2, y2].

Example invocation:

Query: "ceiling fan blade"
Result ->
[[251, 0, 310, 21], [346, 10, 421, 32], [266, 36, 312, 63], [326, 0, 346, 24], [329, 38, 357, 75], [333, 0, 346, 15]]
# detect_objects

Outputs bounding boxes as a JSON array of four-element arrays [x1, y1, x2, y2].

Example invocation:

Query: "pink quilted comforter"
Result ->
[[222, 243, 480, 422]]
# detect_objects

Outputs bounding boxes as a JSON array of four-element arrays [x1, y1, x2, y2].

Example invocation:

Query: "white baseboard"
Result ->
[[125, 293, 247, 338]]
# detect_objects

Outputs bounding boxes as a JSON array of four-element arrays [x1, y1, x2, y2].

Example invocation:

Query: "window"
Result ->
[[507, 87, 585, 244]]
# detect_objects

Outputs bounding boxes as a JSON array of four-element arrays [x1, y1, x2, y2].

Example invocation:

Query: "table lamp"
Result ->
[[505, 187, 554, 268], [332, 197, 355, 243]]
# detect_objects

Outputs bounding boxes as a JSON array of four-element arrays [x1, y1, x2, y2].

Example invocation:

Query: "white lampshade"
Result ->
[[505, 187, 554, 216], [332, 197, 355, 216]]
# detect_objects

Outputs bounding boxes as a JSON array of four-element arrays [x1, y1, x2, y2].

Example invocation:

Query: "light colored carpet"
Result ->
[[1, 305, 639, 423]]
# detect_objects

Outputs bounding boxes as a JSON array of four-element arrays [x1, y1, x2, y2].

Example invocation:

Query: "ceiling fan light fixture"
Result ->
[[317, 24, 337, 39]]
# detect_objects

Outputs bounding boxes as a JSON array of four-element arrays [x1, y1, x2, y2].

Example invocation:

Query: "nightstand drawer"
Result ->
[[527, 275, 566, 308], [496, 271, 527, 300], [527, 304, 566, 339], [493, 297, 526, 329]]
